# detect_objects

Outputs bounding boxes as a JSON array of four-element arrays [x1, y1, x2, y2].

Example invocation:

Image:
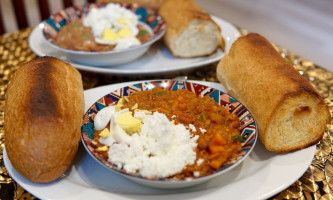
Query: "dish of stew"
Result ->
[[55, 20, 152, 52], [81, 80, 257, 181]]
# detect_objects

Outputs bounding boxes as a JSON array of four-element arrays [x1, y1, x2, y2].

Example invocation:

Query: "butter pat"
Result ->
[[115, 111, 141, 135]]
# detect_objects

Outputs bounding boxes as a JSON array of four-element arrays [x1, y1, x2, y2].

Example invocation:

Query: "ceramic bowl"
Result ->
[[42, 2, 166, 66], [81, 80, 257, 189]]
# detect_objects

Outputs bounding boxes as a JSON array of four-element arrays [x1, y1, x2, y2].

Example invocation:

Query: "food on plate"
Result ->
[[159, 0, 225, 58], [55, 3, 152, 52], [91, 87, 241, 179], [216, 33, 331, 153], [4, 57, 84, 183], [98, 0, 164, 9]]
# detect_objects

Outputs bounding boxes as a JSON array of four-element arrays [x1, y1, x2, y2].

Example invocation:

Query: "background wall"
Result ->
[[0, 0, 87, 32], [195, 0, 333, 73]]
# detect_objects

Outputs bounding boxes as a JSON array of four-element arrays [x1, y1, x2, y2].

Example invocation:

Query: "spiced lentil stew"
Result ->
[[55, 20, 152, 52], [93, 87, 241, 179]]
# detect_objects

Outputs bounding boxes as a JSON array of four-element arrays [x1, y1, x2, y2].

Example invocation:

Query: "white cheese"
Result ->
[[196, 158, 204, 165], [94, 106, 116, 130], [107, 111, 198, 178], [193, 171, 200, 177], [188, 124, 197, 132], [199, 128, 207, 133], [95, 105, 199, 178], [82, 3, 141, 49]]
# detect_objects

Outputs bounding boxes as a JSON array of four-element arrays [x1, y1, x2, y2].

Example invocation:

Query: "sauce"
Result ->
[[93, 88, 241, 179], [55, 20, 151, 52]]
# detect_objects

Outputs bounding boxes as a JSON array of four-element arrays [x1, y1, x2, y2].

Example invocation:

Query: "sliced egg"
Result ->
[[125, 21, 139, 37], [99, 128, 111, 138], [96, 146, 108, 151], [110, 112, 133, 144], [94, 106, 116, 130], [115, 37, 141, 50], [82, 4, 142, 49], [101, 28, 118, 42], [118, 26, 132, 38], [115, 111, 142, 135]]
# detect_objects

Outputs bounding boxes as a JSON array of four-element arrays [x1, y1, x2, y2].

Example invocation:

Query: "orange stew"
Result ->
[[94, 88, 241, 178], [55, 20, 151, 52]]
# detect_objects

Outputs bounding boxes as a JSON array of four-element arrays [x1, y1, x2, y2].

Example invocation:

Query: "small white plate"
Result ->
[[28, 16, 240, 75], [4, 80, 316, 200]]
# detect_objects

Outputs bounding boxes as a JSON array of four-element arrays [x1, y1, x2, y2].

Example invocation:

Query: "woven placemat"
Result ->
[[0, 28, 332, 199]]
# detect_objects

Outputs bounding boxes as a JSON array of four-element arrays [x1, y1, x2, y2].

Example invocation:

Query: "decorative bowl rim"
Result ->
[[42, 2, 166, 55], [80, 80, 258, 183]]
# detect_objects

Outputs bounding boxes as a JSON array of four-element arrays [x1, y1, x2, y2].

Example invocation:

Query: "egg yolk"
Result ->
[[118, 26, 131, 38], [99, 128, 111, 138], [102, 28, 118, 42], [116, 98, 125, 111], [117, 18, 134, 24], [115, 111, 142, 135], [117, 18, 127, 24], [101, 25, 132, 42]]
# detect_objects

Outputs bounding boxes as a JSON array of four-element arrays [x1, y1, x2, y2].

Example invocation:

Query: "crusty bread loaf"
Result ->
[[217, 33, 331, 153], [159, 0, 225, 58], [5, 56, 84, 183]]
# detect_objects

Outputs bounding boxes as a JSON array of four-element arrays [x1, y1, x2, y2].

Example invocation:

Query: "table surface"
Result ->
[[0, 23, 333, 200]]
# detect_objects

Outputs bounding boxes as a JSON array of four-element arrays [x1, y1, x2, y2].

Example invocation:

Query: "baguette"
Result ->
[[159, 0, 225, 58], [5, 57, 84, 183], [216, 33, 331, 153]]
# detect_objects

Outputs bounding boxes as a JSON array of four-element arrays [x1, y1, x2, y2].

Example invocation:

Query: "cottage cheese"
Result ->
[[95, 106, 199, 178], [83, 3, 141, 49]]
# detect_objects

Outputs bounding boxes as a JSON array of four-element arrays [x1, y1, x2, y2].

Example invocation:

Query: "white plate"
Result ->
[[28, 16, 240, 75], [4, 80, 315, 200]]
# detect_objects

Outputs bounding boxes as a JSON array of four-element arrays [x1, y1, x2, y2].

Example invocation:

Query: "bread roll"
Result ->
[[217, 33, 331, 153], [5, 56, 84, 183], [159, 0, 225, 58]]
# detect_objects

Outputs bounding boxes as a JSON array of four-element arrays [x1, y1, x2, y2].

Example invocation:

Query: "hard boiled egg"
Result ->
[[83, 3, 142, 50]]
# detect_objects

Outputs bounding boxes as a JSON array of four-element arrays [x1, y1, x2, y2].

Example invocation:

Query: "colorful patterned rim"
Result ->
[[42, 2, 165, 44], [81, 80, 257, 181]]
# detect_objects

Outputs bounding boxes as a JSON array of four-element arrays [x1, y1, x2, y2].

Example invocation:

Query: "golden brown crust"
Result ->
[[160, 0, 212, 33], [217, 33, 331, 153], [5, 56, 84, 183], [159, 0, 225, 57]]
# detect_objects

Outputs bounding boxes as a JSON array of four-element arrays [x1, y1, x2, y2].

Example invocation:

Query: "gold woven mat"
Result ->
[[0, 28, 332, 199]]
